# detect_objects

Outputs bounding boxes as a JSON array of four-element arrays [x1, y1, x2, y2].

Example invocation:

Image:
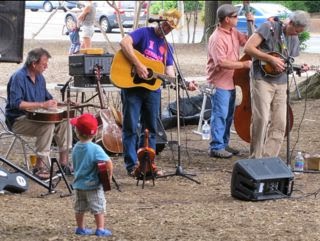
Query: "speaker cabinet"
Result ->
[[231, 158, 294, 201], [0, 1, 25, 63]]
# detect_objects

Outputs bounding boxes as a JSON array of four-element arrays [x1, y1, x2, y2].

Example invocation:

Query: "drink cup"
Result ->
[[30, 155, 37, 167]]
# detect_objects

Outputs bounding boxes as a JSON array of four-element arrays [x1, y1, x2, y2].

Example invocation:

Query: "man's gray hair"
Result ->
[[25, 48, 51, 67], [289, 10, 310, 28]]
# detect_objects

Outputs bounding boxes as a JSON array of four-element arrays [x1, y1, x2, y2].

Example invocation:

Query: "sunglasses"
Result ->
[[229, 14, 238, 18]]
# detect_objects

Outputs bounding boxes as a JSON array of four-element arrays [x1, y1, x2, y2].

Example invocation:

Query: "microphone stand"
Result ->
[[155, 22, 200, 184]]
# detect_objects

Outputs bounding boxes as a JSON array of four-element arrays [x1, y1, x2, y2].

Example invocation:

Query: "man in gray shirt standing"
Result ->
[[244, 10, 310, 158]]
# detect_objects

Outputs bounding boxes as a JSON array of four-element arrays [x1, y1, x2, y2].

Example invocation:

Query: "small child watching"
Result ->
[[67, 20, 80, 55], [70, 113, 113, 237]]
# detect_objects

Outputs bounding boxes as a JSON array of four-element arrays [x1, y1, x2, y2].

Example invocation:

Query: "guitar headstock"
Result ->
[[94, 64, 103, 81]]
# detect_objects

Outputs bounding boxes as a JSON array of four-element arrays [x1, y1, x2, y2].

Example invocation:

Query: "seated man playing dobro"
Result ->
[[5, 48, 73, 180]]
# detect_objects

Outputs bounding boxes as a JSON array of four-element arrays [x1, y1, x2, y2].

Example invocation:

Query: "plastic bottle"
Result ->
[[294, 151, 304, 172], [201, 120, 210, 140]]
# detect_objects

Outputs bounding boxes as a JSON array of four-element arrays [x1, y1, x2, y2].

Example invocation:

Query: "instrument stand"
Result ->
[[157, 79, 200, 184], [285, 56, 300, 167], [154, 22, 200, 184], [41, 157, 73, 197], [0, 156, 72, 197], [136, 152, 156, 189], [192, 86, 215, 135]]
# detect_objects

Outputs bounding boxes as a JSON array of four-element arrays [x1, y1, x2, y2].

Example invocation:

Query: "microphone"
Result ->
[[148, 18, 167, 24]]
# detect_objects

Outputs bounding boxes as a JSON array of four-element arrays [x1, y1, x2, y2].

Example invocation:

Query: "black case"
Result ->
[[69, 54, 114, 76], [73, 75, 111, 87]]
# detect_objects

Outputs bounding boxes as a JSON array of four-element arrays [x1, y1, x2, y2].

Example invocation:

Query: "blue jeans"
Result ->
[[121, 88, 160, 172], [209, 88, 236, 151]]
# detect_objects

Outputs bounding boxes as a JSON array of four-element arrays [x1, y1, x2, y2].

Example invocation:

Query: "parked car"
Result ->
[[25, 1, 78, 12], [64, 1, 148, 33], [235, 3, 292, 34]]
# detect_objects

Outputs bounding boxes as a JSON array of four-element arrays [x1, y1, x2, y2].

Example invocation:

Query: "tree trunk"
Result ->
[[201, 1, 232, 44]]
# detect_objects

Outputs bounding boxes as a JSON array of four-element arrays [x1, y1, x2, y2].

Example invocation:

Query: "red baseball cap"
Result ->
[[70, 113, 98, 136]]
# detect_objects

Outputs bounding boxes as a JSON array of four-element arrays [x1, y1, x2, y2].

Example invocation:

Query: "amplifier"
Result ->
[[231, 157, 294, 201], [69, 54, 114, 76], [73, 75, 111, 87]]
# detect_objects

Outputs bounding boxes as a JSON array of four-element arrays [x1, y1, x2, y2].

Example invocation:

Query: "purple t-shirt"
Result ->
[[129, 27, 174, 67]]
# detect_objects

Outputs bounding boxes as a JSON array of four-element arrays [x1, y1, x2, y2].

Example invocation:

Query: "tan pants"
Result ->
[[12, 116, 72, 160], [249, 79, 287, 159]]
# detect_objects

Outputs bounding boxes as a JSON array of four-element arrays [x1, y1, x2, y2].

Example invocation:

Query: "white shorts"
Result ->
[[81, 25, 94, 38]]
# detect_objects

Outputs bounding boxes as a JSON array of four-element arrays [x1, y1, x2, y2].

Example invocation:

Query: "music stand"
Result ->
[[154, 22, 200, 184]]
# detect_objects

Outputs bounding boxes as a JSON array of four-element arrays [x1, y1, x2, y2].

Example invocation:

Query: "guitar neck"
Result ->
[[153, 73, 176, 84]]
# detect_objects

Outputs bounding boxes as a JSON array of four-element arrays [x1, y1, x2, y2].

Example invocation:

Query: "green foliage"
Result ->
[[298, 31, 311, 51], [149, 1, 177, 15], [150, 1, 204, 15]]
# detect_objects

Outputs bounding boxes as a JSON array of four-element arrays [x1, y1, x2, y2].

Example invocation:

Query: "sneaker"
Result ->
[[95, 228, 112, 237], [209, 149, 232, 158], [75, 227, 93, 235], [225, 146, 240, 155]]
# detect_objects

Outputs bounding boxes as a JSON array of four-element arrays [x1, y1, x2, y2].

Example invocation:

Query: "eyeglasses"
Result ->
[[229, 15, 238, 18]]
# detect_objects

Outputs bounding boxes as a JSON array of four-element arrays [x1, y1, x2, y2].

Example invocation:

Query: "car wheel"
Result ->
[[100, 17, 112, 33], [43, 1, 53, 12], [65, 15, 77, 32]]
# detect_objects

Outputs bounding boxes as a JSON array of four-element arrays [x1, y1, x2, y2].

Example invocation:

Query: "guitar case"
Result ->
[[0, 167, 29, 193], [161, 94, 212, 129]]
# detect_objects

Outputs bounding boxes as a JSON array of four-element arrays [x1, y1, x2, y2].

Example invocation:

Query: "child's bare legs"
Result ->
[[75, 212, 85, 229], [94, 213, 112, 236], [75, 212, 92, 235], [95, 213, 104, 230]]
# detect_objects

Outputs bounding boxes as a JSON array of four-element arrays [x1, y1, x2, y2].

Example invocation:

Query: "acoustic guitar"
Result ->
[[97, 161, 111, 192], [110, 49, 176, 91], [260, 51, 319, 77]]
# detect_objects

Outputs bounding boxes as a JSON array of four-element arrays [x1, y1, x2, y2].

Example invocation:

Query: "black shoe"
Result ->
[[57, 165, 73, 176]]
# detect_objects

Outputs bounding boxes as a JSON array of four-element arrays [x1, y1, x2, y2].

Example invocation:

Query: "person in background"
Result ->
[[244, 10, 310, 158], [67, 20, 80, 55], [77, 0, 96, 49], [5, 48, 73, 179], [71, 113, 113, 237], [119, 9, 197, 177], [206, 4, 253, 158]]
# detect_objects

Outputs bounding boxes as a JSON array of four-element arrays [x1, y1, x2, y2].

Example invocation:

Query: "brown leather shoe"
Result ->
[[225, 146, 240, 155], [209, 149, 232, 158]]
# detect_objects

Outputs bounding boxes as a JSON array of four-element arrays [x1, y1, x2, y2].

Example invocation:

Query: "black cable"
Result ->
[[289, 71, 310, 161]]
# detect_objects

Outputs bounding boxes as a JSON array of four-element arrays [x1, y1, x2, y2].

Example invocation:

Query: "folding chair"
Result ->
[[0, 96, 37, 170]]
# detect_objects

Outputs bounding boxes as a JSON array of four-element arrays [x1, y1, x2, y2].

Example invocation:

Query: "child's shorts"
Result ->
[[74, 186, 106, 214]]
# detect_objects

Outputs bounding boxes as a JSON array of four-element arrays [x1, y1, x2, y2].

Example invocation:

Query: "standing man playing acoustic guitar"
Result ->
[[119, 9, 197, 177], [244, 11, 310, 158], [206, 4, 253, 158], [5, 48, 73, 179]]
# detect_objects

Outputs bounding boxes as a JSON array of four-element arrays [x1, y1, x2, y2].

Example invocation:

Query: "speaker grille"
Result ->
[[0, 1, 25, 63]]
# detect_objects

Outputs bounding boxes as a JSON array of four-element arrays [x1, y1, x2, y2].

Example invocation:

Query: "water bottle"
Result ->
[[201, 120, 210, 140], [294, 151, 304, 172]]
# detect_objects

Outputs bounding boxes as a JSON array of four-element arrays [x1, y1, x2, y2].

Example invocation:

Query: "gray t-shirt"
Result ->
[[252, 21, 300, 84], [82, 4, 96, 27]]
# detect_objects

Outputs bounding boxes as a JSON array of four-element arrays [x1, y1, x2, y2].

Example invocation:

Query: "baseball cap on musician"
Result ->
[[70, 113, 98, 136], [217, 4, 238, 22]]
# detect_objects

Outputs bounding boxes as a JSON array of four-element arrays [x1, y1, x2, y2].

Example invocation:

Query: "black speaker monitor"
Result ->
[[231, 158, 294, 201], [0, 1, 25, 63]]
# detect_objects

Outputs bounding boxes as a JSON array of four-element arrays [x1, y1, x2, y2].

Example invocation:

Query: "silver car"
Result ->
[[64, 1, 148, 33]]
